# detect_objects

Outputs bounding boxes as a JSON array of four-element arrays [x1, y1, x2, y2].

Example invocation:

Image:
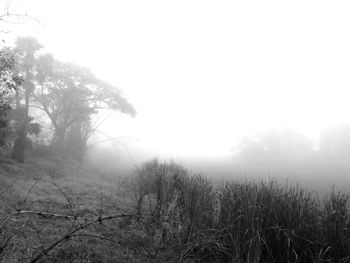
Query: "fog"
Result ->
[[3, 0, 350, 189], [84, 124, 350, 192], [3, 2, 350, 261]]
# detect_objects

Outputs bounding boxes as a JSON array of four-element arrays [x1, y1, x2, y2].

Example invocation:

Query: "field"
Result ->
[[0, 157, 349, 262]]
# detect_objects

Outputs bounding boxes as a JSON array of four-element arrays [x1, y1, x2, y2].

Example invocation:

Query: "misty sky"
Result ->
[[4, 0, 350, 158]]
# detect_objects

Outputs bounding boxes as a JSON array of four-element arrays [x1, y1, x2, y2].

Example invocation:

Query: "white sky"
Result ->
[[4, 0, 350, 158]]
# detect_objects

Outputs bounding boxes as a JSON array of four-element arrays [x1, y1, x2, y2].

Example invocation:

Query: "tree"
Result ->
[[33, 59, 136, 161], [233, 128, 314, 165], [0, 47, 22, 150], [3, 36, 136, 162], [10, 37, 43, 162], [0, 2, 38, 156]]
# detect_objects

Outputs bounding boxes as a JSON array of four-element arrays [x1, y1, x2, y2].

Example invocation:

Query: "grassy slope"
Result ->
[[0, 157, 131, 210], [0, 157, 144, 263]]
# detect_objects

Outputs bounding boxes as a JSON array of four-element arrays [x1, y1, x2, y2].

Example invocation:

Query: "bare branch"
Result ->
[[70, 233, 121, 245], [0, 210, 77, 230], [30, 213, 143, 263], [21, 177, 42, 204]]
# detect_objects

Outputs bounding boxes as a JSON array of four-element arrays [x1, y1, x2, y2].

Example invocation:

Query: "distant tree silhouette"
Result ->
[[233, 128, 314, 165]]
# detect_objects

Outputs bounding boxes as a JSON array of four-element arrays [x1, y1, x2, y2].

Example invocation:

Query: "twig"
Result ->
[[0, 13, 41, 25], [29, 213, 142, 263], [22, 177, 41, 203], [50, 181, 73, 210], [0, 210, 76, 230], [71, 233, 121, 245]]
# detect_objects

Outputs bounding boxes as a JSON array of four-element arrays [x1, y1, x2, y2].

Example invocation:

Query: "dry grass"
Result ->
[[0, 157, 349, 262]]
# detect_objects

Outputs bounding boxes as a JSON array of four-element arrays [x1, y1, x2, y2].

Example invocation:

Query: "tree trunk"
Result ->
[[11, 130, 26, 162], [11, 84, 30, 163], [51, 129, 66, 154]]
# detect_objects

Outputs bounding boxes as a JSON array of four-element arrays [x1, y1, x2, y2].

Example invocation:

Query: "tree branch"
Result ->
[[0, 210, 77, 230], [30, 213, 143, 263]]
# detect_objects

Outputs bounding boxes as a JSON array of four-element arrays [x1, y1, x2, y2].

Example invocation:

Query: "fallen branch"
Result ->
[[0, 210, 77, 229], [30, 213, 143, 263], [71, 233, 121, 245]]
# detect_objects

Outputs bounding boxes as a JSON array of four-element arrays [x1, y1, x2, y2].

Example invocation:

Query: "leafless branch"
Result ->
[[0, 12, 41, 26], [29, 213, 143, 263], [70, 233, 121, 245], [0, 210, 77, 230], [22, 177, 42, 204]]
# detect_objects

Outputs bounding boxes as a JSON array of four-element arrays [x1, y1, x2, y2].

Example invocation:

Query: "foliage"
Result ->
[[33, 57, 136, 161], [0, 47, 22, 151], [234, 128, 314, 161], [10, 37, 43, 162], [0, 36, 136, 162]]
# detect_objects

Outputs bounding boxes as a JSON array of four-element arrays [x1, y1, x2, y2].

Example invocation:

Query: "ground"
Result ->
[[0, 157, 154, 263]]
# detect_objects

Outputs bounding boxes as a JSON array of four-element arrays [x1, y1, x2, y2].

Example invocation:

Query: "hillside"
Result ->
[[0, 157, 130, 210], [0, 157, 143, 262]]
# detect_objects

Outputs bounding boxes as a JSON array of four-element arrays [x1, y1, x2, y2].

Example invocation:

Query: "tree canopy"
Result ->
[[234, 128, 314, 160], [0, 36, 136, 162]]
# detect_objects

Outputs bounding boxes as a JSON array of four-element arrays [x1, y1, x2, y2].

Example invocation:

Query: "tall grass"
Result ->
[[135, 159, 350, 262], [2, 158, 348, 262]]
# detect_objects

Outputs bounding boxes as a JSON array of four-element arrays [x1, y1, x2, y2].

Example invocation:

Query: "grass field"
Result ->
[[0, 157, 349, 262]]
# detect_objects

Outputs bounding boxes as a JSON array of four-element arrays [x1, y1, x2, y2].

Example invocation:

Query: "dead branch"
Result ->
[[50, 181, 73, 210], [71, 233, 121, 245], [22, 177, 42, 203], [0, 210, 77, 230], [29, 213, 143, 263]]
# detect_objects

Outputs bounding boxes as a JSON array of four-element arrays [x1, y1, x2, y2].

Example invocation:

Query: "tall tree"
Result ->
[[4, 36, 136, 162], [10, 37, 43, 162], [1, 0, 38, 155], [0, 47, 22, 149], [33, 60, 136, 161]]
